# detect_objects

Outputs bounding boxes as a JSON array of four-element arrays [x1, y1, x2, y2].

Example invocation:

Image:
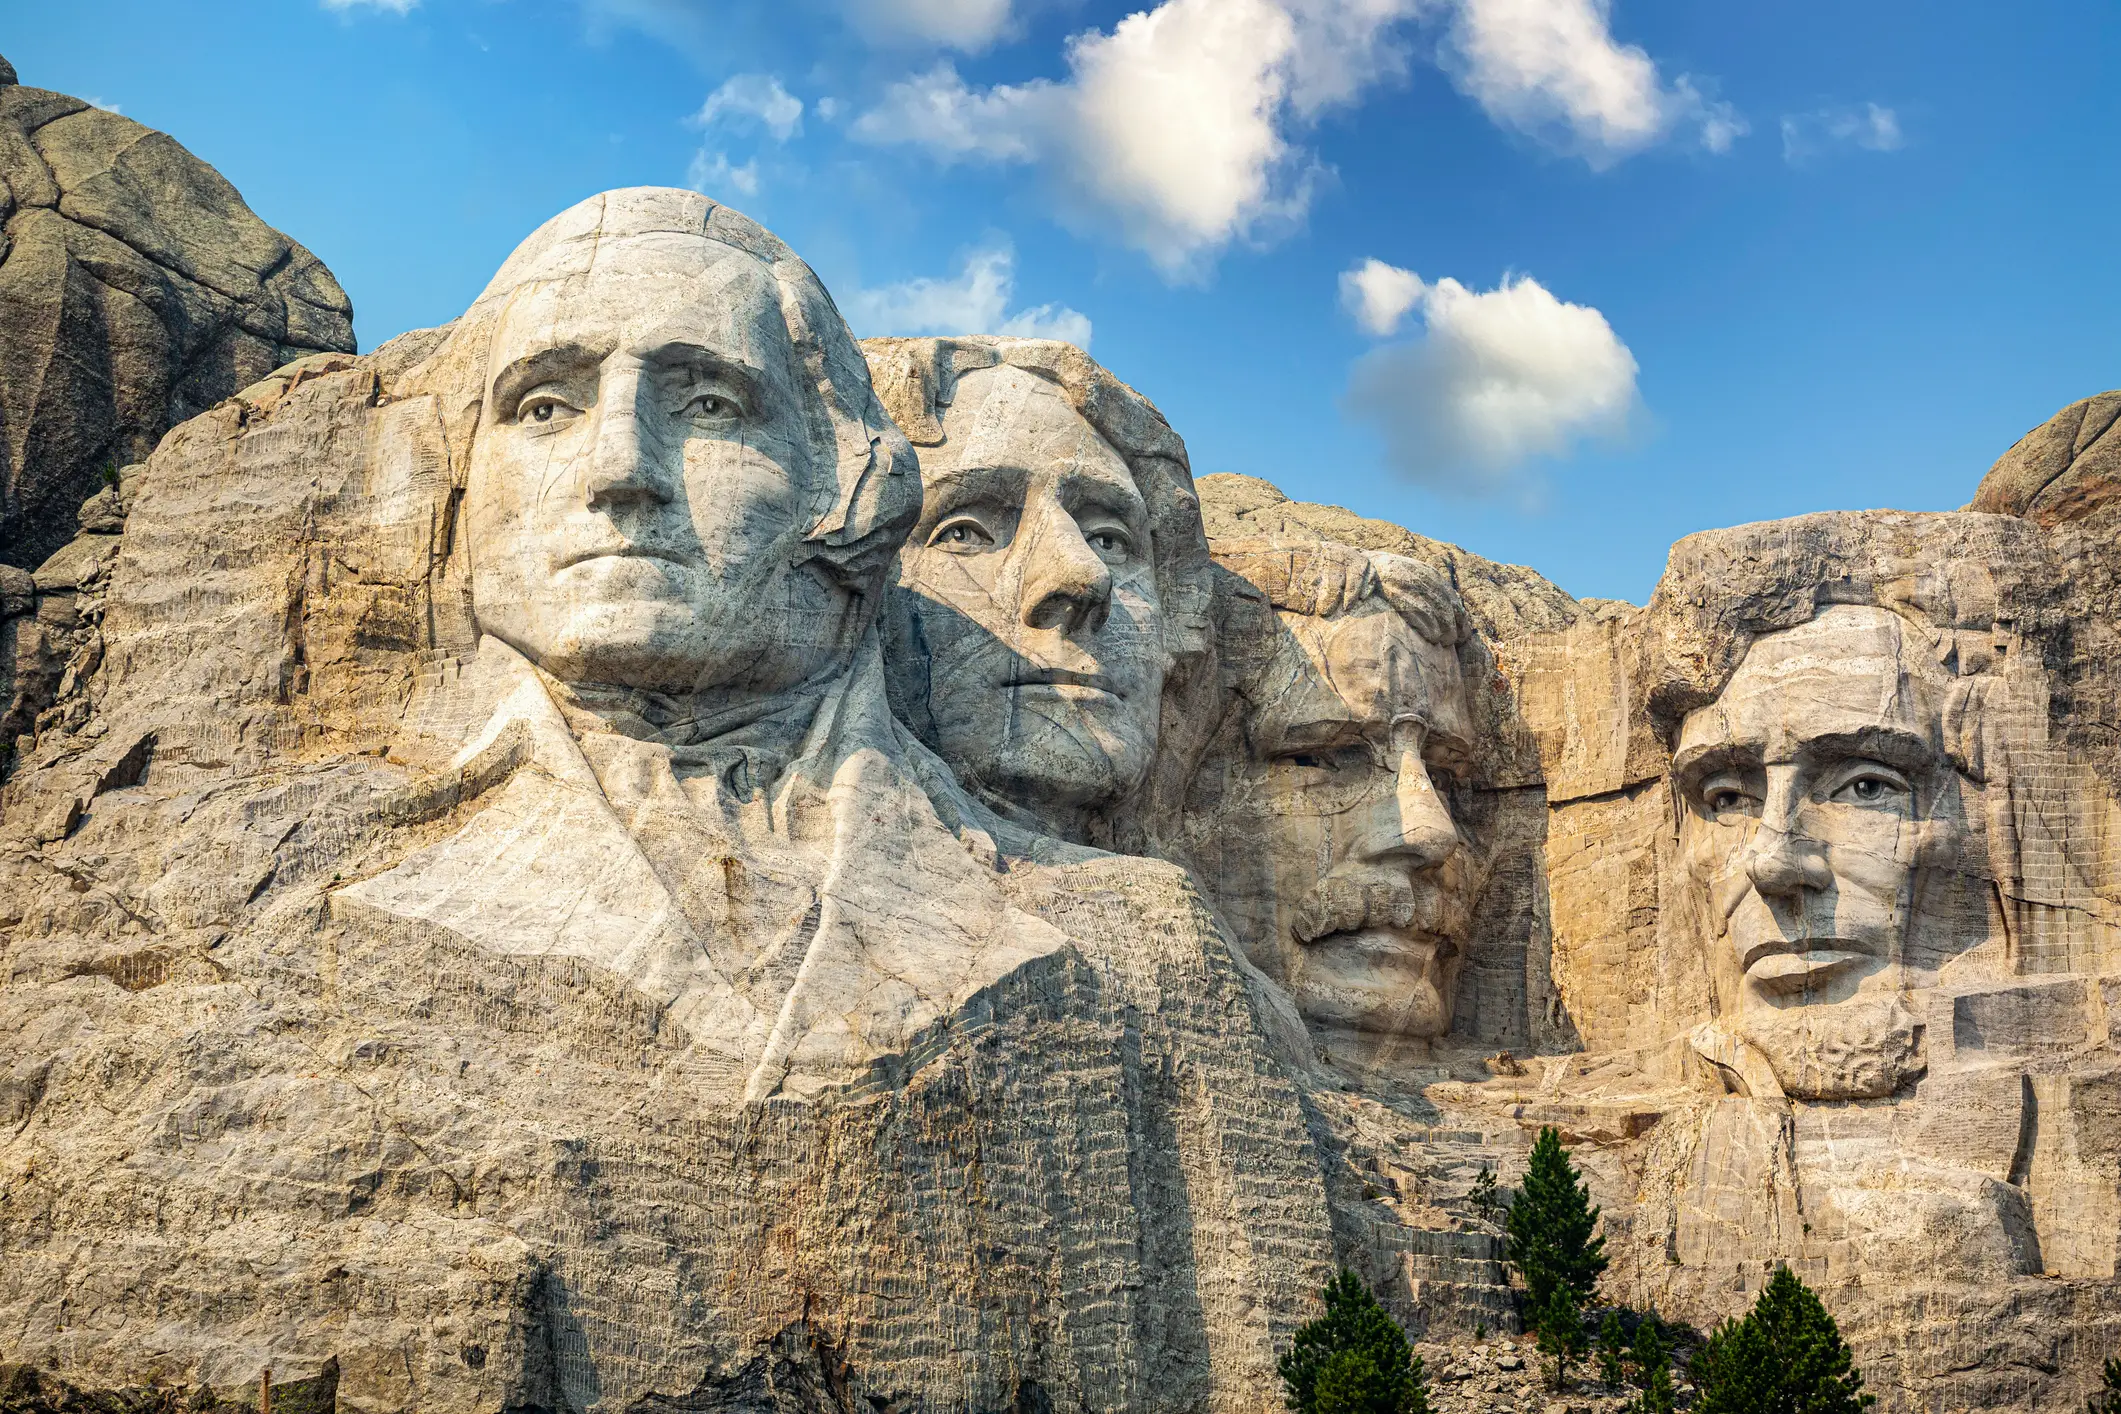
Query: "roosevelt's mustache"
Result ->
[[1292, 870, 1424, 944]]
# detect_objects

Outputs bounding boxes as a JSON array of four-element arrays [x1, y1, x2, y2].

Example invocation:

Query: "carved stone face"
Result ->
[[1675, 604, 1961, 1095], [1213, 591, 1476, 1044], [889, 363, 1165, 835], [465, 235, 853, 696]]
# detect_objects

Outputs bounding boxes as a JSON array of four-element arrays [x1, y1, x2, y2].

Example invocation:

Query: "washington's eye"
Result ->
[[517, 392, 580, 428], [929, 518, 995, 552]]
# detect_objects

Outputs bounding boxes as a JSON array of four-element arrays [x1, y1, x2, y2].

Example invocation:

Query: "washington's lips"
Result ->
[[1003, 668, 1122, 698], [556, 545, 695, 572]]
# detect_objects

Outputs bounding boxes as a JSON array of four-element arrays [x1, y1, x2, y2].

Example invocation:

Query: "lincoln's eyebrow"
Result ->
[[1672, 740, 1757, 784], [1795, 726, 1937, 773], [922, 461, 1030, 509], [491, 343, 604, 418]]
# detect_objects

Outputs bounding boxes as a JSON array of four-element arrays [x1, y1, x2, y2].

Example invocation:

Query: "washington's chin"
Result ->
[[1291, 928, 1457, 1039]]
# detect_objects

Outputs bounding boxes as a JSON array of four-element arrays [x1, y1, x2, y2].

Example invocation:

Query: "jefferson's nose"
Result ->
[[582, 361, 670, 511], [1358, 748, 1458, 871], [1018, 499, 1112, 636]]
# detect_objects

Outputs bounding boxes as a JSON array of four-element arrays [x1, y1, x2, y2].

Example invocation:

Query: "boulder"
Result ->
[[0, 54, 354, 569]]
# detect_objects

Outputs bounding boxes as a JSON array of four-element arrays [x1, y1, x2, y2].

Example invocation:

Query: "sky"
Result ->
[[8, 0, 2118, 602]]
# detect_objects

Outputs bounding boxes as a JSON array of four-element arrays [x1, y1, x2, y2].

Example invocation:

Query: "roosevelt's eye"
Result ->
[[929, 518, 996, 552], [1277, 745, 1369, 775]]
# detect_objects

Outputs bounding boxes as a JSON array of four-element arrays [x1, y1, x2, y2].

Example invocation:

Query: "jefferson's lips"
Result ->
[[556, 546, 694, 572], [1003, 669, 1121, 698]]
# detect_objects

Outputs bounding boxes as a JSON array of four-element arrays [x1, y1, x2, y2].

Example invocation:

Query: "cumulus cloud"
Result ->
[[856, 0, 1432, 278], [1781, 102, 1903, 165], [1340, 257, 1428, 336], [695, 74, 804, 141], [848, 245, 1093, 347], [848, 0, 1017, 52], [1343, 268, 1639, 496], [686, 150, 761, 198], [1442, 0, 1743, 165]]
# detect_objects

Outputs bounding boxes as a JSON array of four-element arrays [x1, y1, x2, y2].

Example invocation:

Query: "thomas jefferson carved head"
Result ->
[[1186, 539, 1481, 1055], [438, 189, 916, 701], [862, 337, 1211, 842]]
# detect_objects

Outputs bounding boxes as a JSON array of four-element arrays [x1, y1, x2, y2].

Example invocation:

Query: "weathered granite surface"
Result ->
[[1, 163, 2117, 1414], [0, 55, 354, 571]]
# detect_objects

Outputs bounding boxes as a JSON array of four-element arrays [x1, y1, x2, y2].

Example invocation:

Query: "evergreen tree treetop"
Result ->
[[1279, 1270, 1429, 1414], [1694, 1265, 1874, 1414], [1506, 1126, 1609, 1313]]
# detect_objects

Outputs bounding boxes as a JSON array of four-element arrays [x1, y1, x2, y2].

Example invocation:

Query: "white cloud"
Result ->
[[321, 0, 418, 12], [84, 97, 122, 115], [1781, 102, 1903, 165], [1343, 270, 1639, 496], [695, 74, 804, 142], [848, 245, 1093, 347], [686, 150, 760, 198], [1443, 0, 1743, 166], [848, 0, 1017, 52], [1339, 258, 1427, 336], [858, 0, 1401, 279]]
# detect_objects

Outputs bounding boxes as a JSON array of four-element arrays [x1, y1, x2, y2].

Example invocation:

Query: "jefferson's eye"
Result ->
[[929, 519, 995, 552], [1085, 528, 1132, 563], [683, 391, 740, 422]]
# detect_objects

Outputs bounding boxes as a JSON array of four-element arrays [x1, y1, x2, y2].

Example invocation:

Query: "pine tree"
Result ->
[[1278, 1271, 1430, 1414], [1597, 1310, 1629, 1387], [1535, 1287, 1588, 1392], [1628, 1314, 1677, 1414], [1506, 1127, 1609, 1316], [1693, 1266, 1874, 1414], [2089, 1353, 2121, 1414]]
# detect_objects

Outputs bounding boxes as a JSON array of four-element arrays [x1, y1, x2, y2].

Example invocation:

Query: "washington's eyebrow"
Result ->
[[651, 341, 769, 409], [491, 343, 605, 417]]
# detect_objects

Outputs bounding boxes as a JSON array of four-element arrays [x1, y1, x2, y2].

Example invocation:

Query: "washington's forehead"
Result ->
[[488, 238, 787, 366]]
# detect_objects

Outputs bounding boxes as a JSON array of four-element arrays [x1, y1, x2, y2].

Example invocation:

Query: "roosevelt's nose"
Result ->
[[582, 360, 671, 512], [1017, 497, 1113, 636], [1356, 747, 1459, 871], [1741, 773, 1832, 899]]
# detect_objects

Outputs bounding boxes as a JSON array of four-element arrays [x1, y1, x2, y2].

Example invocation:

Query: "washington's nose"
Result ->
[[1019, 501, 1113, 636], [582, 362, 669, 511], [1359, 748, 1458, 870]]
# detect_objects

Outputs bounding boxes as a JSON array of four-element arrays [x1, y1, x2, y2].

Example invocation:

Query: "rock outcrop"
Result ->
[[1, 165, 2117, 1414], [0, 55, 354, 570]]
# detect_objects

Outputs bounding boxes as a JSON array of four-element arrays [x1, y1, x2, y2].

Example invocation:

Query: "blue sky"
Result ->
[[10, 0, 2118, 601]]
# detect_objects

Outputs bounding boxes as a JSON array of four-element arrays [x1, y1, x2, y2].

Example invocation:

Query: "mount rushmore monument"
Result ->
[[4, 140, 2121, 1414]]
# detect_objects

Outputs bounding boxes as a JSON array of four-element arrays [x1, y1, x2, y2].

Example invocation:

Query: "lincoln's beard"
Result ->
[[1739, 995, 1923, 1099]]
